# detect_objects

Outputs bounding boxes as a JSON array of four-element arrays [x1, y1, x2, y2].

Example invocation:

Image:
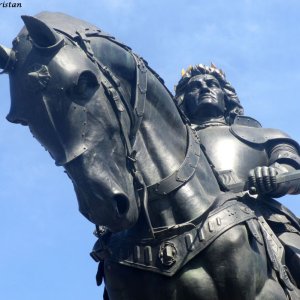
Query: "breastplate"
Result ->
[[197, 126, 269, 184]]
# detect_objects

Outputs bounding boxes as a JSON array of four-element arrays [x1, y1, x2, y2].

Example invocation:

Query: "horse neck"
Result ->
[[91, 37, 188, 184], [92, 38, 219, 229], [135, 73, 220, 230], [135, 72, 187, 185]]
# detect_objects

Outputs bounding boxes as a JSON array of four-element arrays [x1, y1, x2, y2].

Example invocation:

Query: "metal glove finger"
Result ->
[[269, 167, 277, 190], [248, 169, 257, 194], [255, 167, 265, 193], [262, 166, 272, 192]]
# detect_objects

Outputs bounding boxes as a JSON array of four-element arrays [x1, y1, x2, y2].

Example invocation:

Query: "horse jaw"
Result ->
[[65, 150, 140, 233]]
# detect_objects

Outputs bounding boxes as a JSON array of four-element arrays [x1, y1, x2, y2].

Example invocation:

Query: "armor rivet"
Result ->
[[133, 245, 141, 262], [208, 221, 214, 232], [144, 246, 152, 265], [159, 242, 177, 267], [198, 228, 205, 241], [185, 234, 195, 251], [240, 206, 252, 214]]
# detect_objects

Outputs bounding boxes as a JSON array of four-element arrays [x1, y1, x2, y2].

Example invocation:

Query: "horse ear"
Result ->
[[0, 45, 12, 73], [21, 15, 63, 48]]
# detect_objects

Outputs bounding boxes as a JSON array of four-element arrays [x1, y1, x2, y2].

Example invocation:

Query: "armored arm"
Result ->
[[249, 139, 300, 197], [269, 141, 300, 195]]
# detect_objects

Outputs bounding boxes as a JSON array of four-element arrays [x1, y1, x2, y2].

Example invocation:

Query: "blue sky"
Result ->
[[1, 1, 300, 299]]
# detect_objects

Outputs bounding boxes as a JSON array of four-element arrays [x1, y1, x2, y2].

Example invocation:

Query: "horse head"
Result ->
[[2, 12, 220, 235], [2, 12, 142, 232]]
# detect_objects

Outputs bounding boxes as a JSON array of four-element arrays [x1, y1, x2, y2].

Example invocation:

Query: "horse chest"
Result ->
[[103, 223, 288, 300], [104, 257, 219, 300]]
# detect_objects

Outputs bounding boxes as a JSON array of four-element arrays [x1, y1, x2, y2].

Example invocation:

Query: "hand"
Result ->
[[248, 166, 278, 195]]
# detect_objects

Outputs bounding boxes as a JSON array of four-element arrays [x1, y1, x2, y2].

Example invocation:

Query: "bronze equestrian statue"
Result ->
[[1, 12, 300, 300]]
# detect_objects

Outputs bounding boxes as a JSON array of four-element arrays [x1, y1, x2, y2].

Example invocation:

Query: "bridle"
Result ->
[[58, 27, 202, 238]]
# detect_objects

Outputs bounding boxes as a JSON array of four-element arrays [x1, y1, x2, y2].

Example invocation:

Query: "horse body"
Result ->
[[1, 12, 297, 299], [104, 225, 287, 300]]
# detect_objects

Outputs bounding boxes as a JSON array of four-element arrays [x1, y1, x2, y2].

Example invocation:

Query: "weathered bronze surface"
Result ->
[[175, 64, 300, 297], [1, 12, 300, 300]]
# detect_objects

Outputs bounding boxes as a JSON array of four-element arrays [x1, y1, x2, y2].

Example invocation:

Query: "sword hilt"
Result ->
[[227, 169, 300, 194]]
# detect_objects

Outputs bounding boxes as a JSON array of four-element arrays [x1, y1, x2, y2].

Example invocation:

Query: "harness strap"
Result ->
[[130, 54, 147, 142], [102, 80, 125, 112], [74, 28, 158, 238], [147, 126, 201, 197], [101, 79, 133, 158], [258, 215, 297, 294], [72, 29, 201, 238], [91, 200, 257, 276], [76, 29, 136, 129]]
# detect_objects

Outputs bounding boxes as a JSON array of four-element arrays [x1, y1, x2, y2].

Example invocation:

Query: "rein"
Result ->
[[67, 28, 202, 238]]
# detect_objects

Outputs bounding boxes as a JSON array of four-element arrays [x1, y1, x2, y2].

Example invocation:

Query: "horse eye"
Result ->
[[73, 71, 99, 102]]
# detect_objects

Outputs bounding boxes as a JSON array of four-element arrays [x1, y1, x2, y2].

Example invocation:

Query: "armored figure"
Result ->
[[175, 64, 300, 287]]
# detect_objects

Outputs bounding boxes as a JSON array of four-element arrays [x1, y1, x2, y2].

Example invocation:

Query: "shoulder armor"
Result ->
[[230, 125, 293, 145], [233, 115, 262, 128]]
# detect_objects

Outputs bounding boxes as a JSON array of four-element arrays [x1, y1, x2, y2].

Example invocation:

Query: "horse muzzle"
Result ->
[[69, 171, 140, 232]]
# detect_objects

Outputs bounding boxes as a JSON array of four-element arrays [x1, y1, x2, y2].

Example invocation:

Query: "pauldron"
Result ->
[[230, 124, 295, 145], [232, 115, 300, 169], [232, 115, 299, 147]]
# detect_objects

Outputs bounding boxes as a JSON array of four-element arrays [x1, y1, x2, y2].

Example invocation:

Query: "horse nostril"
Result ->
[[114, 193, 129, 216]]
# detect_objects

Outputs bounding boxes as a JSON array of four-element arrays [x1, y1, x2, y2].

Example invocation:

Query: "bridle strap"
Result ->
[[68, 29, 202, 238], [74, 30, 155, 237], [75, 28, 202, 196], [75, 29, 136, 128], [147, 125, 201, 198], [130, 54, 147, 142]]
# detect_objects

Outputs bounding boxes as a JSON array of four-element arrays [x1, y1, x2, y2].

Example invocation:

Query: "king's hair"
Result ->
[[175, 64, 244, 124]]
